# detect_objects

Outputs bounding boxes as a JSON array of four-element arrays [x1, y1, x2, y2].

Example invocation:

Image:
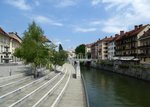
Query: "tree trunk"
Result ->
[[34, 66, 37, 78], [54, 65, 56, 72]]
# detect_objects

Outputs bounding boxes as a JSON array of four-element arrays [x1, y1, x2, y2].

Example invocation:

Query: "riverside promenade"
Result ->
[[0, 63, 87, 107], [58, 63, 87, 107]]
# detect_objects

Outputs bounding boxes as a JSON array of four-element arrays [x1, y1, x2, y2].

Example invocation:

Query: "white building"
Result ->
[[0, 27, 22, 63], [8, 32, 22, 62], [108, 40, 115, 60]]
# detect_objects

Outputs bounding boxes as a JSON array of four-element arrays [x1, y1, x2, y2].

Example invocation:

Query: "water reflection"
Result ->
[[81, 67, 150, 107]]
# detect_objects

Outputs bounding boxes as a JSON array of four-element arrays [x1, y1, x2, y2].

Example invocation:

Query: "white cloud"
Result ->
[[89, 20, 103, 26], [91, 0, 101, 5], [34, 15, 63, 27], [92, 0, 150, 33], [6, 0, 31, 10], [56, 0, 77, 7], [75, 27, 97, 33]]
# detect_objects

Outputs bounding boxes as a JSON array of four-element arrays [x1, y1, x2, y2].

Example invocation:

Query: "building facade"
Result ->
[[0, 27, 22, 63], [115, 24, 150, 62], [108, 37, 116, 60], [97, 37, 114, 60], [85, 43, 92, 58], [8, 32, 22, 62], [0, 27, 11, 63], [138, 29, 150, 64], [91, 41, 98, 59]]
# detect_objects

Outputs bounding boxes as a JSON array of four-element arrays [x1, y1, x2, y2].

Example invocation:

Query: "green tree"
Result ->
[[50, 50, 68, 71], [75, 44, 85, 58], [58, 44, 63, 52], [14, 21, 49, 77]]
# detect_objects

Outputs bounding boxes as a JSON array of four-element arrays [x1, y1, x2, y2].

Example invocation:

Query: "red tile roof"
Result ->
[[116, 24, 149, 41], [102, 36, 114, 42]]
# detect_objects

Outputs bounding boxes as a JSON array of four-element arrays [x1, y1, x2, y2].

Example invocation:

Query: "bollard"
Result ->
[[9, 69, 12, 76]]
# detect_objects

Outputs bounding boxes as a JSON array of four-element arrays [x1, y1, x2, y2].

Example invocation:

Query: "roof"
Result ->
[[86, 43, 92, 48], [8, 32, 22, 44], [102, 36, 114, 42], [116, 24, 149, 41], [41, 36, 51, 42], [0, 27, 9, 37], [139, 29, 150, 40]]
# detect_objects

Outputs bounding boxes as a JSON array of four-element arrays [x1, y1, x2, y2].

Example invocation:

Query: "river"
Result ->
[[81, 66, 150, 107]]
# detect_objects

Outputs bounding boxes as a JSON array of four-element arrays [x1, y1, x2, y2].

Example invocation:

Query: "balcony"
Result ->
[[138, 53, 150, 57], [103, 47, 108, 49], [104, 51, 108, 53], [138, 45, 150, 49]]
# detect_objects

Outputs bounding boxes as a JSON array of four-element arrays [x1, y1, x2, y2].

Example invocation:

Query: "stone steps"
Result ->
[[0, 76, 32, 91], [0, 66, 72, 107], [0, 77, 34, 96], [0, 70, 54, 103], [0, 73, 25, 84], [20, 74, 63, 107], [39, 70, 71, 107], [0, 72, 57, 107], [8, 72, 62, 107]]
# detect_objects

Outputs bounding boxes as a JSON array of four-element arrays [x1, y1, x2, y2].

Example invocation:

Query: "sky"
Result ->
[[0, 0, 150, 50]]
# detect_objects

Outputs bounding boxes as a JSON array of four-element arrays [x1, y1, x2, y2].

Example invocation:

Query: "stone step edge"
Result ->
[[32, 68, 67, 107], [0, 70, 53, 100], [51, 70, 71, 107], [0, 76, 32, 89], [9, 72, 62, 107], [0, 73, 25, 83]]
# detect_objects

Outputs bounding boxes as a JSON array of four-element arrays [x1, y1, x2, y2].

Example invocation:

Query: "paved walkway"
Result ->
[[57, 63, 86, 107]]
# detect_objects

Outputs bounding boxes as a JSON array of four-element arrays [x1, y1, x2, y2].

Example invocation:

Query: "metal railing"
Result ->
[[81, 74, 90, 107]]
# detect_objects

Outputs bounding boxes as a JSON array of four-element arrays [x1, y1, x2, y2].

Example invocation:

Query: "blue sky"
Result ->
[[0, 0, 150, 50]]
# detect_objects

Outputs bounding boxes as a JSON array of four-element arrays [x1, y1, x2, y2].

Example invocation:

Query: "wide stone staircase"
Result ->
[[0, 65, 71, 107]]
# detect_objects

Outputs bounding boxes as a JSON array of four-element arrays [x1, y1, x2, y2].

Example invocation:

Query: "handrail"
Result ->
[[81, 74, 90, 107]]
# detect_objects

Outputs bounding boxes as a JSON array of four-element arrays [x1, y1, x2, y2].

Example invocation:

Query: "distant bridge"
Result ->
[[68, 58, 97, 65], [73, 58, 93, 62]]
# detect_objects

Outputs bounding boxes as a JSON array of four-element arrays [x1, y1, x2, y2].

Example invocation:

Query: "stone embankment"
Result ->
[[90, 62, 150, 82]]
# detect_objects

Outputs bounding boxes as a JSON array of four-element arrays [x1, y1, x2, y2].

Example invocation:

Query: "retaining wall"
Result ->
[[90, 63, 150, 82]]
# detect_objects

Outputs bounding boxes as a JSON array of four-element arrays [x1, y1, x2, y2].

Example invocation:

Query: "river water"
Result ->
[[81, 66, 150, 107]]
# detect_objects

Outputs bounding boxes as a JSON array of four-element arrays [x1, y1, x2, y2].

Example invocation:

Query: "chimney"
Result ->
[[111, 36, 112, 38], [134, 25, 138, 30], [120, 31, 124, 35], [115, 34, 118, 37], [105, 36, 107, 39], [139, 24, 143, 28]]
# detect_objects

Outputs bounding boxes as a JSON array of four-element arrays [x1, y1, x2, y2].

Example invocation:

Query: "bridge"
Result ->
[[72, 58, 93, 62]]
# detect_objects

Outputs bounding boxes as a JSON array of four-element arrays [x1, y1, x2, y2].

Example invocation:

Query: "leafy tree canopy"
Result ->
[[75, 44, 85, 56], [14, 21, 49, 67]]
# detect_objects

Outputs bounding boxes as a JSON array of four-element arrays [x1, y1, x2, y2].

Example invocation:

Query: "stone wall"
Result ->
[[90, 62, 150, 82]]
